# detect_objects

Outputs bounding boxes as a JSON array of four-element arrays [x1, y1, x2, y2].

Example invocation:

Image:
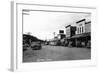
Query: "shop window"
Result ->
[[80, 27, 81, 34]]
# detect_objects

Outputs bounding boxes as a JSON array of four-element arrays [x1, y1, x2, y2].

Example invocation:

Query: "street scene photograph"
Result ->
[[22, 9, 91, 62]]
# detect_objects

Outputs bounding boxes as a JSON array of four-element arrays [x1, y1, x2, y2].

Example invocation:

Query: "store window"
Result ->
[[80, 27, 81, 34]]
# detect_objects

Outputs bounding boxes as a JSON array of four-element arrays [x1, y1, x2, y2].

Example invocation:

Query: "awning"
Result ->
[[71, 32, 91, 39], [66, 37, 71, 39]]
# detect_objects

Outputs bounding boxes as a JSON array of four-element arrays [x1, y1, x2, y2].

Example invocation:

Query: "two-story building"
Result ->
[[57, 30, 66, 40], [65, 25, 76, 46], [75, 19, 85, 34], [71, 18, 91, 47]]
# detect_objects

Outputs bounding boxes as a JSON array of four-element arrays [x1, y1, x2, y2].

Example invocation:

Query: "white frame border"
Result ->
[[11, 1, 97, 72]]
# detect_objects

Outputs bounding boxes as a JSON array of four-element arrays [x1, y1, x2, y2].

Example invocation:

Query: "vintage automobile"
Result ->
[[31, 41, 42, 50]]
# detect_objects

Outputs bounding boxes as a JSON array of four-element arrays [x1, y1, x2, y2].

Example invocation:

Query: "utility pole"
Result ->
[[53, 32, 55, 38]]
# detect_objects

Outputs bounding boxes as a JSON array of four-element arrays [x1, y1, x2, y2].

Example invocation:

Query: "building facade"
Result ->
[[57, 30, 66, 40], [71, 18, 91, 48], [85, 21, 91, 33], [64, 17, 91, 48], [65, 25, 76, 46], [65, 25, 76, 38], [75, 19, 85, 34]]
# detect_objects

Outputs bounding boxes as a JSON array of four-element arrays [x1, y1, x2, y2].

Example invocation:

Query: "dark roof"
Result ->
[[76, 19, 85, 23], [85, 21, 91, 24], [65, 25, 71, 28]]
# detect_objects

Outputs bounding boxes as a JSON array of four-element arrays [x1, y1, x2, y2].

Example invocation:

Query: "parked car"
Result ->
[[31, 41, 42, 50]]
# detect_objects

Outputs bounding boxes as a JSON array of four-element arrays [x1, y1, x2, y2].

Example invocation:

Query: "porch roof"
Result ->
[[71, 32, 91, 39]]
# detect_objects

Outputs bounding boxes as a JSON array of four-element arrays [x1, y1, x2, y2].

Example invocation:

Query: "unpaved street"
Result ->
[[23, 45, 91, 62]]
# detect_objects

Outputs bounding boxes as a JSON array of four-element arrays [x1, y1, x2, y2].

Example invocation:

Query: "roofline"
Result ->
[[65, 25, 71, 28], [76, 19, 85, 23], [85, 21, 91, 24]]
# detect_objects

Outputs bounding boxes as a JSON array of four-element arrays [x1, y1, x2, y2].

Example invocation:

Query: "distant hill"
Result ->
[[23, 34, 44, 45], [23, 34, 39, 41]]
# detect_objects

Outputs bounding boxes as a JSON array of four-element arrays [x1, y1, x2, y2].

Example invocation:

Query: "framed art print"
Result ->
[[11, 1, 97, 71]]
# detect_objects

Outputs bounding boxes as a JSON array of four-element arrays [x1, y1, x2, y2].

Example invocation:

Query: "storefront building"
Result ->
[[71, 19, 91, 48], [65, 25, 76, 46]]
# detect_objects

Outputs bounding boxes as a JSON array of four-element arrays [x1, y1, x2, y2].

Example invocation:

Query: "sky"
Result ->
[[23, 10, 90, 40]]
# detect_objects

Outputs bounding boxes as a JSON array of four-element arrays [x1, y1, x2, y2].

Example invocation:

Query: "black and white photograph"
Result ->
[[10, 1, 97, 71], [22, 8, 91, 62]]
